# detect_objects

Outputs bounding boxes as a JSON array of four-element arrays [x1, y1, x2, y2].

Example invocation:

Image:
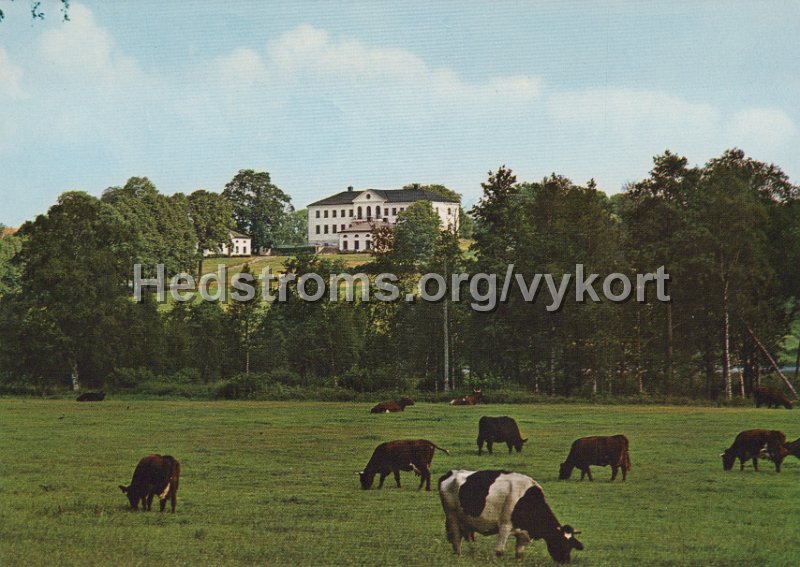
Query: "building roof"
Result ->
[[1, 227, 17, 238], [340, 220, 393, 234], [308, 188, 457, 207], [229, 229, 251, 239]]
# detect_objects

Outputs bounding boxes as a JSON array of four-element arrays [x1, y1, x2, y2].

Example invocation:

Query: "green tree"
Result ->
[[227, 264, 263, 375], [271, 208, 309, 246], [102, 177, 196, 278], [187, 189, 234, 276], [3, 192, 132, 389], [223, 169, 292, 251], [0, 231, 23, 296], [391, 200, 442, 271]]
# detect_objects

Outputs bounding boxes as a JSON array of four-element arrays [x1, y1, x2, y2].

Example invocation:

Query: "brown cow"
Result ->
[[370, 397, 415, 413], [450, 388, 482, 406], [119, 454, 180, 512], [559, 435, 631, 481], [358, 439, 449, 491], [753, 386, 793, 409], [721, 429, 787, 472]]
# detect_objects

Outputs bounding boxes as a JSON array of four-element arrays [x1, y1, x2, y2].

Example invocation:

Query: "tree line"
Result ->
[[1, 149, 798, 399]]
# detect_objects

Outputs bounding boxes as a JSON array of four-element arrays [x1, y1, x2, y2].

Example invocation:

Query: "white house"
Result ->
[[307, 187, 459, 250], [203, 229, 252, 257]]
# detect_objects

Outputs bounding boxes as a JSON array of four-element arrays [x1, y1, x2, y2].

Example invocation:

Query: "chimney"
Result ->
[[347, 186, 353, 192]]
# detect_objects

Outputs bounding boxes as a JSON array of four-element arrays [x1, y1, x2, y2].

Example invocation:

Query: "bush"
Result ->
[[338, 366, 413, 393], [215, 373, 269, 400]]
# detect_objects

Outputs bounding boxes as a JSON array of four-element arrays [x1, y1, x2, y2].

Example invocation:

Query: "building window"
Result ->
[[354, 240, 360, 250], [366, 240, 371, 250], [447, 208, 451, 214], [315, 226, 320, 234], [341, 209, 346, 217], [324, 210, 328, 218], [332, 210, 337, 218], [341, 224, 345, 231], [333, 226, 337, 233], [324, 225, 329, 234], [375, 205, 381, 217], [349, 209, 354, 217], [366, 206, 371, 218], [357, 206, 363, 219], [235, 246, 239, 254], [315, 210, 320, 218], [392, 207, 397, 215], [366, 194, 371, 199], [343, 241, 348, 250]]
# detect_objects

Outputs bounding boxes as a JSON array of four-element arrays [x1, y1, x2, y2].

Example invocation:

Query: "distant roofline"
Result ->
[[307, 188, 459, 207]]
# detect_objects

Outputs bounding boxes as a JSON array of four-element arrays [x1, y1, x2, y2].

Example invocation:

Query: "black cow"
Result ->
[[785, 437, 800, 460], [477, 416, 528, 455], [358, 439, 449, 491], [119, 454, 180, 512], [370, 397, 415, 413], [559, 435, 631, 481], [721, 429, 787, 472], [753, 386, 793, 409], [439, 469, 584, 564], [76, 391, 105, 402]]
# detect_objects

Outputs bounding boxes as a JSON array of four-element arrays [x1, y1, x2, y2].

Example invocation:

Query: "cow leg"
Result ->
[[585, 467, 594, 481], [421, 464, 432, 491], [495, 523, 512, 556], [444, 514, 463, 555], [487, 440, 493, 454], [378, 472, 388, 488], [393, 468, 401, 488], [752, 457, 759, 471], [611, 465, 618, 480], [507, 442, 513, 454], [513, 529, 531, 560], [145, 493, 155, 511], [477, 436, 484, 455], [622, 463, 628, 481]]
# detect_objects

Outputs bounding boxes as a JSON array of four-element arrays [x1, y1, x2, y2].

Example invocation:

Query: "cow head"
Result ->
[[721, 449, 736, 471], [118, 484, 138, 509], [558, 462, 574, 480], [399, 397, 415, 409], [514, 438, 528, 452], [357, 471, 375, 489], [544, 525, 584, 564]]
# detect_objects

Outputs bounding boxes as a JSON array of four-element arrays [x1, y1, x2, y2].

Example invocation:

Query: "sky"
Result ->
[[1, 1, 798, 226]]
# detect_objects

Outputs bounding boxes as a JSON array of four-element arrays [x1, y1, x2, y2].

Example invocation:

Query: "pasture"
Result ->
[[1, 400, 799, 566]]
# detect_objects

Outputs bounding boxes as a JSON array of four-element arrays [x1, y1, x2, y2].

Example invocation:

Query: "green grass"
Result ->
[[1, 401, 799, 566]]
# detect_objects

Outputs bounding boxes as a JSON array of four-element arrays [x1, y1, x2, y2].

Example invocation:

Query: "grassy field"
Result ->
[[1, 401, 799, 566]]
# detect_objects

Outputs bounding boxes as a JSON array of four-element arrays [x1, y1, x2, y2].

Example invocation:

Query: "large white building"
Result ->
[[307, 187, 459, 251]]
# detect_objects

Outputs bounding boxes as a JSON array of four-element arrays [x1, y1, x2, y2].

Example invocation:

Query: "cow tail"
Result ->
[[431, 443, 450, 456], [624, 445, 632, 470]]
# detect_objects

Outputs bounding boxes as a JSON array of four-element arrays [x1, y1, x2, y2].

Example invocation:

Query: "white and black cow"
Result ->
[[438, 470, 583, 564]]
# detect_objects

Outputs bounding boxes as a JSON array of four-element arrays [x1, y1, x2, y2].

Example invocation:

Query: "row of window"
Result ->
[[315, 206, 415, 219]]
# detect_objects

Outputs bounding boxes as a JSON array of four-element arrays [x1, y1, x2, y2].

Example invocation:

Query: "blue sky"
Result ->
[[1, 1, 798, 226]]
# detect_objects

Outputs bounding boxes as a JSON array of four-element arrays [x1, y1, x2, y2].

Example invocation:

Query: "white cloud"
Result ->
[[0, 47, 25, 99], [727, 107, 796, 153], [38, 2, 143, 84], [211, 24, 542, 109], [548, 88, 719, 137]]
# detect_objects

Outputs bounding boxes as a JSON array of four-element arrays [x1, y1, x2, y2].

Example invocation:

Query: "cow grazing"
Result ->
[[785, 438, 800, 460], [450, 388, 482, 406], [477, 416, 528, 455], [753, 386, 793, 409], [358, 439, 449, 491], [439, 470, 583, 564], [370, 397, 415, 413], [721, 429, 787, 472], [559, 435, 631, 481], [119, 454, 180, 512], [76, 391, 105, 402]]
